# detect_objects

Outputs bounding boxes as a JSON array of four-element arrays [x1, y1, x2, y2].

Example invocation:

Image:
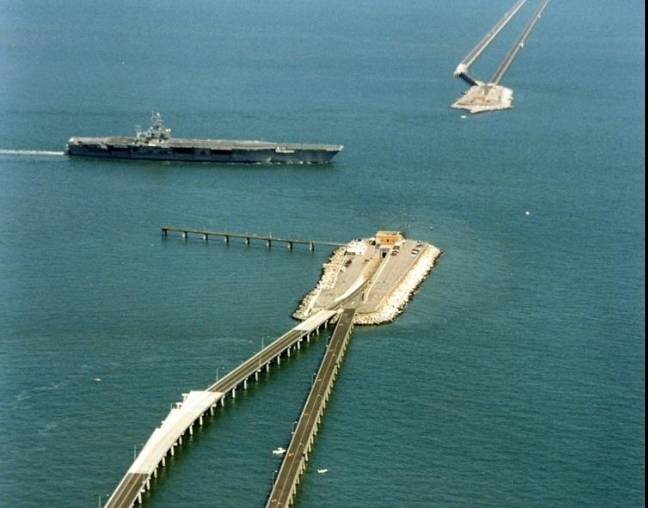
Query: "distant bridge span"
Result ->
[[454, 0, 529, 84]]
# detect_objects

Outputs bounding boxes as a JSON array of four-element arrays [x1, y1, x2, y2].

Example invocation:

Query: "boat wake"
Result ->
[[0, 149, 65, 157]]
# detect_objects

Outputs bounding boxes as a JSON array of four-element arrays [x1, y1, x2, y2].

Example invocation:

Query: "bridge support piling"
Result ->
[[309, 242, 315, 252], [287, 241, 293, 250], [203, 233, 208, 241], [243, 379, 248, 390], [245, 237, 250, 246]]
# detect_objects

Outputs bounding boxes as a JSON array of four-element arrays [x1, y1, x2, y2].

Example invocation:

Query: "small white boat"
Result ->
[[317, 468, 328, 474], [272, 447, 286, 456]]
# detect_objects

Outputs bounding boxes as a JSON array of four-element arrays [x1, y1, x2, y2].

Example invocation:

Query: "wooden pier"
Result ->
[[161, 226, 343, 251]]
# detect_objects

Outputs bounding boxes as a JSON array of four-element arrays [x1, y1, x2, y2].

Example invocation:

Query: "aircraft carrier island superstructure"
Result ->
[[65, 113, 343, 164]]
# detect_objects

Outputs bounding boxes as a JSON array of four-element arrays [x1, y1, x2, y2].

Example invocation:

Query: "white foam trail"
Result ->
[[0, 149, 65, 156]]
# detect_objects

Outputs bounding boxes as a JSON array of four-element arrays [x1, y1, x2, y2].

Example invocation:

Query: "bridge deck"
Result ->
[[208, 310, 338, 394], [491, 0, 551, 85], [266, 308, 357, 508], [104, 309, 338, 508], [455, 0, 528, 74]]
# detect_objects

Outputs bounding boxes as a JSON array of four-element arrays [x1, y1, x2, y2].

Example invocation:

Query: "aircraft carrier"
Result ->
[[65, 113, 343, 164]]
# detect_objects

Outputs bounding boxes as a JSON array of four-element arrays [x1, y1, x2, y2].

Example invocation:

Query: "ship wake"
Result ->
[[0, 149, 65, 157]]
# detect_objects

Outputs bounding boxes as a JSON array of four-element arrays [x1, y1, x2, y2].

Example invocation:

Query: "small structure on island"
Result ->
[[375, 230, 404, 246]]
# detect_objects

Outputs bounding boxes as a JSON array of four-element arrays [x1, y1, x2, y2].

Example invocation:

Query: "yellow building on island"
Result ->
[[375, 231, 404, 246]]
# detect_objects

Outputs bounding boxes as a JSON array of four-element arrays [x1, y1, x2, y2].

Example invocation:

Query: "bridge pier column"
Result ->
[[255, 371, 259, 381], [309, 242, 315, 252], [181, 231, 187, 240], [297, 340, 301, 350], [154, 467, 158, 478], [245, 237, 250, 246], [266, 363, 270, 373], [137, 493, 142, 505], [306, 333, 310, 342], [203, 233, 208, 241], [199, 415, 203, 426], [171, 444, 175, 455], [146, 478, 151, 491], [287, 347, 291, 358], [224, 235, 229, 244], [232, 388, 236, 399], [210, 405, 215, 416], [266, 239, 272, 248], [243, 379, 248, 390], [162, 456, 166, 467], [162, 228, 168, 237], [277, 355, 281, 366], [189, 425, 193, 435], [221, 397, 226, 407]]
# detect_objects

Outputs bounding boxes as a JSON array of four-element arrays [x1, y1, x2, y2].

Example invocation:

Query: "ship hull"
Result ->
[[65, 137, 342, 164]]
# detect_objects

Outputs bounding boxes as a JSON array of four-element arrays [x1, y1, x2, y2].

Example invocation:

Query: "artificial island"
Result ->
[[104, 228, 442, 508], [452, 0, 550, 113]]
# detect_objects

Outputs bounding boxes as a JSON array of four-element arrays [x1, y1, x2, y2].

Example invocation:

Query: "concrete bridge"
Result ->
[[453, 0, 528, 85], [266, 308, 357, 508], [490, 0, 551, 85], [104, 309, 338, 508]]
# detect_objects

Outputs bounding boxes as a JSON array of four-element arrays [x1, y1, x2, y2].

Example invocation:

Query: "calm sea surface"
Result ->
[[0, 1, 644, 506]]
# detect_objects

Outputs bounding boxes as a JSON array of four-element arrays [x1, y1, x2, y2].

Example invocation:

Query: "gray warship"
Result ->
[[65, 113, 343, 164]]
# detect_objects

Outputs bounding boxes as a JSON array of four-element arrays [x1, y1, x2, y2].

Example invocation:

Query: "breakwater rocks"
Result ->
[[293, 245, 348, 321], [354, 245, 442, 325]]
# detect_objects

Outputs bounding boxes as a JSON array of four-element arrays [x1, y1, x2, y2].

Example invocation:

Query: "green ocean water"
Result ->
[[0, 0, 644, 506]]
